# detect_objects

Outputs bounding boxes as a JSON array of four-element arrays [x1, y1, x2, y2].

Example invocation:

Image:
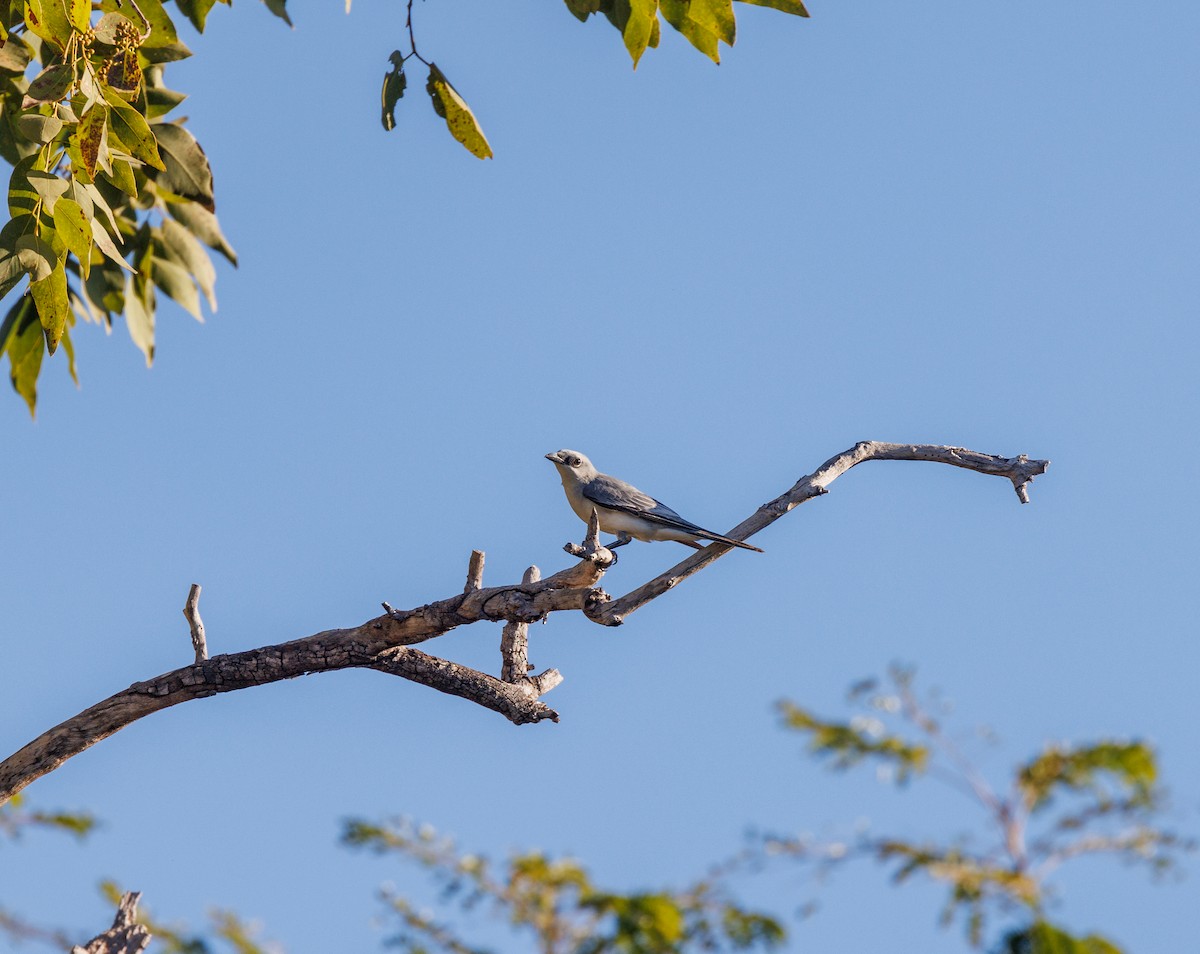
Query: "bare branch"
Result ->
[[182, 584, 207, 663], [592, 442, 1049, 625], [501, 566, 540, 682], [0, 440, 1045, 805], [0, 570, 608, 805], [71, 892, 150, 954], [464, 549, 485, 593]]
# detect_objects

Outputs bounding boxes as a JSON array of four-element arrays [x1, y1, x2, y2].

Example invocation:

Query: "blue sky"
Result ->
[[2, 1, 1198, 951]]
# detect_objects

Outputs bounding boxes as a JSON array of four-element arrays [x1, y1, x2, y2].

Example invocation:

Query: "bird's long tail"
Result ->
[[701, 532, 764, 553]]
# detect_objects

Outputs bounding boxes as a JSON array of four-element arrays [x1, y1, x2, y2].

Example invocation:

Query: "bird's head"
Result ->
[[545, 449, 596, 480]]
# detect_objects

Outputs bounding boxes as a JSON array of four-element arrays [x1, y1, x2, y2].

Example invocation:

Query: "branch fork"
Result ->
[[0, 440, 1048, 804]]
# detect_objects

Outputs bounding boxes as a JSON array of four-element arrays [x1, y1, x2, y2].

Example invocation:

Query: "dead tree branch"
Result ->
[[71, 892, 149, 954], [0, 441, 1047, 807]]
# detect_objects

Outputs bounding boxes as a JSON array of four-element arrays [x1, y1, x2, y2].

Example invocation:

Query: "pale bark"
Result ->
[[0, 441, 1047, 807]]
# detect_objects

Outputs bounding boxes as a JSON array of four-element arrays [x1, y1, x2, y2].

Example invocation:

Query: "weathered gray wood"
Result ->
[[71, 892, 149, 954], [183, 584, 207, 663], [592, 442, 1048, 625], [0, 440, 1047, 807]]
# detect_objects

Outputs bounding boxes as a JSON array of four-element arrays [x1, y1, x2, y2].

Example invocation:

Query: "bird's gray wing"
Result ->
[[582, 475, 710, 534]]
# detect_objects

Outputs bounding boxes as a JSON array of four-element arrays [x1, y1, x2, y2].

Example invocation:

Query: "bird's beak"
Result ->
[[545, 452, 562, 464]]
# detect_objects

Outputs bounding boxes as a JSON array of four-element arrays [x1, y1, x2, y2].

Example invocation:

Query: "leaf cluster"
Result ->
[[768, 668, 1193, 950], [564, 0, 809, 68], [0, 0, 244, 414], [343, 818, 785, 954]]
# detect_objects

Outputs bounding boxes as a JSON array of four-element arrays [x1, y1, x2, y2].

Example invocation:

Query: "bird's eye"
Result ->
[[568, 456, 580, 466]]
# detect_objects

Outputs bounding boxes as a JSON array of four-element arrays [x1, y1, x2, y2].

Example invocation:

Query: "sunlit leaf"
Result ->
[[90, 216, 133, 271], [24, 0, 76, 53], [52, 197, 93, 277], [30, 258, 69, 351], [104, 158, 138, 198], [623, 0, 658, 67], [425, 63, 493, 160], [104, 92, 166, 170], [70, 105, 108, 181], [166, 199, 236, 265]]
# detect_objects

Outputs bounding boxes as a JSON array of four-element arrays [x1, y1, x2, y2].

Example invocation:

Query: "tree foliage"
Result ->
[[765, 667, 1192, 951], [342, 817, 785, 954], [0, 0, 813, 415]]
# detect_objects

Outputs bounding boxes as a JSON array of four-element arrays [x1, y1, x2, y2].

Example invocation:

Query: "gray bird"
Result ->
[[545, 449, 763, 552]]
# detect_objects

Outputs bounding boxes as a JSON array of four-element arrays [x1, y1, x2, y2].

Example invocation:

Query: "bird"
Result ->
[[545, 449, 763, 552]]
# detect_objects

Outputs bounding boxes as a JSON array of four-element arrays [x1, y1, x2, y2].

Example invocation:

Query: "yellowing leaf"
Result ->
[[425, 64, 492, 160], [30, 259, 70, 352], [71, 105, 108, 181], [623, 0, 659, 67]]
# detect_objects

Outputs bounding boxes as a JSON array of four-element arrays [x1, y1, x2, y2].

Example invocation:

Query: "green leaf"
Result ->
[[160, 217, 215, 310], [103, 157, 138, 197], [146, 85, 187, 119], [4, 295, 43, 415], [425, 64, 493, 160], [14, 233, 58, 282], [166, 199, 236, 265], [150, 253, 200, 319], [737, 0, 809, 18], [381, 51, 406, 132], [15, 113, 65, 144], [261, 0, 292, 27], [9, 155, 45, 218], [83, 260, 125, 315], [52, 197, 92, 276], [0, 253, 27, 299], [104, 92, 165, 170], [30, 258, 69, 351], [0, 34, 33, 74], [70, 105, 108, 181], [150, 122, 213, 206], [124, 273, 154, 364], [563, 0, 603, 22], [22, 63, 74, 107], [174, 0, 219, 32]]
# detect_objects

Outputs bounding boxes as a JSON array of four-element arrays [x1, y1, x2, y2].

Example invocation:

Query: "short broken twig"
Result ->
[[182, 584, 207, 663]]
